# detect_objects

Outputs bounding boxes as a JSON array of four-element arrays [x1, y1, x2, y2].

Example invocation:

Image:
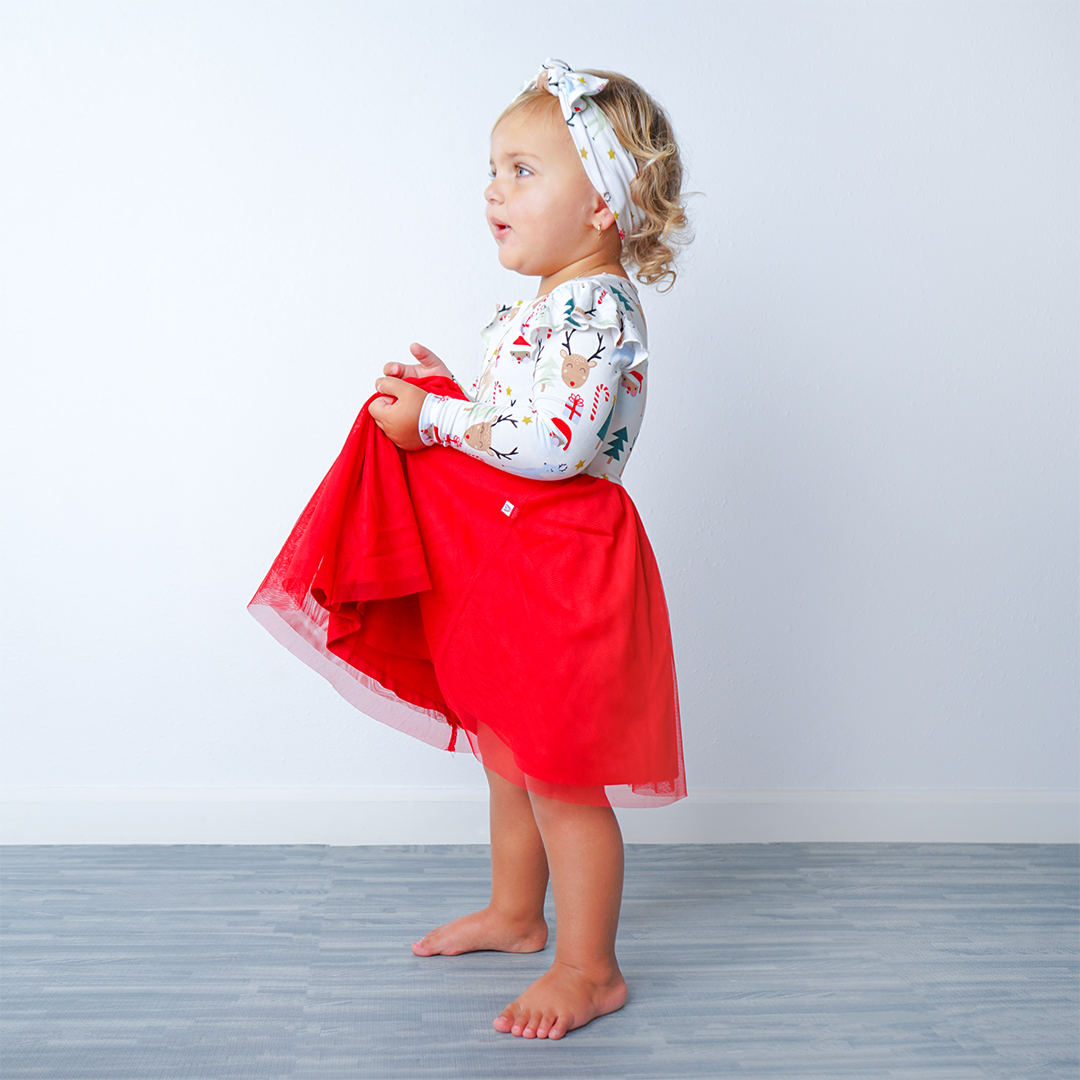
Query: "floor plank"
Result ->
[[2, 844, 1077, 1078]]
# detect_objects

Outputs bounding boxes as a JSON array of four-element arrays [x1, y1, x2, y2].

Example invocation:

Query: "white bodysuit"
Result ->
[[418, 274, 648, 483]]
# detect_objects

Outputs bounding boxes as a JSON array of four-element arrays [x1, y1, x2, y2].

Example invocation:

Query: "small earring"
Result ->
[[596, 224, 603, 239]]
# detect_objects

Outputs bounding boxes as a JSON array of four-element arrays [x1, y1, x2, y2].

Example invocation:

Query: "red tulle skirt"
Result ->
[[248, 376, 685, 807]]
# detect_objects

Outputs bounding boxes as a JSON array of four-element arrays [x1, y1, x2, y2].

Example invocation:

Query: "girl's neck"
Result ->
[[537, 254, 629, 297]]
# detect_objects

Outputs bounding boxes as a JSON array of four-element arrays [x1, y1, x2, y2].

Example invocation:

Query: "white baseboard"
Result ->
[[2, 787, 1076, 844]]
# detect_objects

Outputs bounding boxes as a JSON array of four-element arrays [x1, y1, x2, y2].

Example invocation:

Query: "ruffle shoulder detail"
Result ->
[[528, 276, 644, 355], [479, 276, 647, 362]]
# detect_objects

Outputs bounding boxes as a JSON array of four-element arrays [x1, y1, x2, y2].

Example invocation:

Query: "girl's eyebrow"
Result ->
[[492, 150, 542, 163]]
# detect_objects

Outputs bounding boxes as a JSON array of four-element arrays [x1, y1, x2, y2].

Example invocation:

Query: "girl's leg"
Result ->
[[494, 794, 627, 1039], [412, 766, 549, 955]]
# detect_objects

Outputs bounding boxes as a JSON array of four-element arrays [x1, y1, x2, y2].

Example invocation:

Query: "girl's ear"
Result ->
[[589, 194, 617, 232]]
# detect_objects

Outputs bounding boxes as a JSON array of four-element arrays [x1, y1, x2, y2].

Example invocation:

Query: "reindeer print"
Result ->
[[559, 331, 605, 389], [419, 277, 648, 482], [463, 413, 519, 461]]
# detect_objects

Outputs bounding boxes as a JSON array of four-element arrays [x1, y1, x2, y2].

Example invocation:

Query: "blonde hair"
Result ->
[[497, 70, 690, 289]]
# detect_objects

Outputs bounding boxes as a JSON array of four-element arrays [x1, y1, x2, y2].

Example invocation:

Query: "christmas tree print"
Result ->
[[533, 344, 563, 392], [608, 285, 636, 315], [560, 294, 585, 328], [603, 426, 629, 461], [464, 402, 498, 425], [595, 401, 615, 444]]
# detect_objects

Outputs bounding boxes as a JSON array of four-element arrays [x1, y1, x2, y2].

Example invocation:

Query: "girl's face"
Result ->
[[486, 105, 611, 293]]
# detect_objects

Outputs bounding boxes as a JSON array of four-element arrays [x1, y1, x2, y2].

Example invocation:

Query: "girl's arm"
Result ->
[[417, 280, 646, 479], [418, 318, 641, 479]]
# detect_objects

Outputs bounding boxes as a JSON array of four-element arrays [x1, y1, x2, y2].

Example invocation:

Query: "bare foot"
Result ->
[[493, 959, 627, 1039], [411, 907, 548, 957]]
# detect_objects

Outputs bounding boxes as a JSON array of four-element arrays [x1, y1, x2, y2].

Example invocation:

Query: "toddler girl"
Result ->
[[250, 59, 689, 1040]]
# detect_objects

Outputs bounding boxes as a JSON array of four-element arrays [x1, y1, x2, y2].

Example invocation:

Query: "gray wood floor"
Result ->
[[1, 844, 1077, 1079]]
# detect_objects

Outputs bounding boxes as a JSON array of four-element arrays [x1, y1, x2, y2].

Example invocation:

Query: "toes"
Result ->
[[411, 923, 452, 956], [494, 1003, 519, 1035], [548, 1014, 570, 1040], [494, 993, 577, 1039], [521, 1010, 541, 1038], [532, 1007, 551, 1039], [411, 934, 436, 956]]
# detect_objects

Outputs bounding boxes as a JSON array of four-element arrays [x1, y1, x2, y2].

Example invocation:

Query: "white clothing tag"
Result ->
[[501, 501, 515, 517]]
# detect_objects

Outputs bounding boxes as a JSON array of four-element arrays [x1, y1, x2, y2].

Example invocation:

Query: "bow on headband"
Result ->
[[533, 58, 639, 241]]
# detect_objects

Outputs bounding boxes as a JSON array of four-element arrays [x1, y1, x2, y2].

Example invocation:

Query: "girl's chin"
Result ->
[[497, 249, 532, 274], [496, 248, 558, 278]]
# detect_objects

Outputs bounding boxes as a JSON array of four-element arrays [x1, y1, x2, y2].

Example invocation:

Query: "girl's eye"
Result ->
[[487, 165, 532, 181]]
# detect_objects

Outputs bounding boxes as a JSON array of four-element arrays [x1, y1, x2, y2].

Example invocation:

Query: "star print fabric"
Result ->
[[418, 274, 648, 482], [533, 59, 640, 241]]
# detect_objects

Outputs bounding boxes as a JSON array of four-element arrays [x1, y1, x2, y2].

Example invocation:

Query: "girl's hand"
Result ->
[[383, 342, 454, 383], [369, 376, 428, 451]]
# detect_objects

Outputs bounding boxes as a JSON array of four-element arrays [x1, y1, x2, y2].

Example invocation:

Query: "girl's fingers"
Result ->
[[412, 342, 447, 370]]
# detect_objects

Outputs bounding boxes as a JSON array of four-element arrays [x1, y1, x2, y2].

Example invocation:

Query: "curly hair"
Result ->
[[497, 70, 691, 289]]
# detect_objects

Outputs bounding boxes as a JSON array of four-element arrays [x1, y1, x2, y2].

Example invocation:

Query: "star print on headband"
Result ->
[[531, 58, 640, 241]]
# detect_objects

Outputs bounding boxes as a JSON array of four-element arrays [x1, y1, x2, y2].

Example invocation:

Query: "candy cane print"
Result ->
[[590, 383, 611, 421]]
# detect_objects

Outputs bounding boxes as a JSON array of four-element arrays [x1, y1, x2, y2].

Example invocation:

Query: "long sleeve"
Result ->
[[418, 277, 648, 482]]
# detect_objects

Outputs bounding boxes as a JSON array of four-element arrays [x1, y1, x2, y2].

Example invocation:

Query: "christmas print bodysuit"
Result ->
[[419, 274, 648, 482]]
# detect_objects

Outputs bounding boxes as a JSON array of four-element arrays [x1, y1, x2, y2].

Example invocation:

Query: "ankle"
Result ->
[[551, 954, 623, 986], [487, 903, 547, 927]]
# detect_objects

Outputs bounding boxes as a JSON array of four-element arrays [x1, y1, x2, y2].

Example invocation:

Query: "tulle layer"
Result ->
[[249, 376, 685, 808]]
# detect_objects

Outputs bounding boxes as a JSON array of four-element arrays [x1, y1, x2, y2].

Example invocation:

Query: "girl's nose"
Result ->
[[484, 178, 501, 203]]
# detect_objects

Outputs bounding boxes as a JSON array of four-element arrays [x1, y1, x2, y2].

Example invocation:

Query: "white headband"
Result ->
[[532, 58, 639, 241]]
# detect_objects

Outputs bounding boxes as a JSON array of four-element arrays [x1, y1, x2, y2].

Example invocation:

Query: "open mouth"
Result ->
[[490, 218, 511, 240]]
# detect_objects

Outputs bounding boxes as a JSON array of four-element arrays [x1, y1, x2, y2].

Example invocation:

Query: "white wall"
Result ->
[[2, 1, 1076, 843]]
